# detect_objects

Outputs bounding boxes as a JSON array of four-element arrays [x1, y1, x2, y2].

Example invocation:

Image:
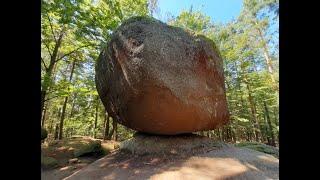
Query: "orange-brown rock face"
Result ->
[[95, 17, 229, 135]]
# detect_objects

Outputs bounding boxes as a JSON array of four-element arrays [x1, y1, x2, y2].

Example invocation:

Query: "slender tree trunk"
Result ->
[[251, 18, 277, 86], [69, 93, 77, 118], [216, 129, 220, 140], [58, 96, 68, 140], [108, 119, 115, 140], [273, 107, 279, 144], [103, 111, 110, 140], [235, 61, 250, 142], [245, 81, 261, 142], [113, 120, 118, 141], [49, 115, 54, 135], [200, 131, 205, 136], [41, 63, 59, 126], [246, 131, 250, 141], [222, 127, 227, 141], [273, 107, 279, 127], [210, 131, 214, 139], [93, 97, 99, 138], [58, 59, 76, 140], [41, 103, 48, 127], [231, 128, 236, 143], [256, 27, 274, 76], [54, 124, 59, 140], [264, 101, 275, 146], [41, 30, 65, 119], [218, 128, 222, 141], [220, 128, 224, 141], [226, 127, 230, 142], [41, 90, 47, 120], [263, 113, 271, 144], [257, 28, 279, 96]]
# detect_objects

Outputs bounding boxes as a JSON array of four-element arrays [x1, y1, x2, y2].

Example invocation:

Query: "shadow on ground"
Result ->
[[64, 135, 278, 180]]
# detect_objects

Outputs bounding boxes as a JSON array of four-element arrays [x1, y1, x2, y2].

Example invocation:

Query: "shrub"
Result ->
[[235, 142, 279, 158], [41, 155, 58, 169], [41, 128, 48, 141]]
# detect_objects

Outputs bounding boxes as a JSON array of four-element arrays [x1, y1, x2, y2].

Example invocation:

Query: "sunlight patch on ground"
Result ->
[[150, 157, 248, 180], [258, 155, 279, 163]]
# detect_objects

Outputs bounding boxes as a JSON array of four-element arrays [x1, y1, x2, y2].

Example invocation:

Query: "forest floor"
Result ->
[[41, 137, 120, 180], [64, 144, 279, 180], [41, 135, 279, 180], [64, 134, 279, 180]]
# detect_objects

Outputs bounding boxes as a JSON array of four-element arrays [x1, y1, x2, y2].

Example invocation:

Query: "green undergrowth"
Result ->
[[41, 136, 122, 169], [41, 155, 58, 169], [235, 142, 279, 158]]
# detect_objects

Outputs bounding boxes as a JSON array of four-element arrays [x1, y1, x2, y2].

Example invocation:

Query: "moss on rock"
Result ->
[[41, 155, 58, 169], [120, 133, 223, 155], [235, 142, 279, 158], [70, 138, 103, 157]]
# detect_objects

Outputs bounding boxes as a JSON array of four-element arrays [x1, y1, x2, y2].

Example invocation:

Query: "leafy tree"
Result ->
[[41, 0, 148, 139]]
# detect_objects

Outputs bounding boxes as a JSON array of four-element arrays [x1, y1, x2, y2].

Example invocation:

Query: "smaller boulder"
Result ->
[[68, 158, 80, 164], [41, 155, 58, 169]]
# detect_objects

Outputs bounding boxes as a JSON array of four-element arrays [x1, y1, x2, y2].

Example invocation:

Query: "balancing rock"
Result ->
[[95, 17, 229, 135]]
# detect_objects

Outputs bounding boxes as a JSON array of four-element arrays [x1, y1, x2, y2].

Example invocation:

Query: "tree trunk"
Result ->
[[41, 30, 65, 119], [222, 127, 227, 141], [263, 113, 271, 144], [54, 124, 59, 140], [273, 107, 279, 126], [113, 120, 118, 141], [210, 131, 214, 139], [58, 59, 76, 140], [246, 131, 250, 141], [231, 128, 237, 142], [41, 90, 47, 123], [245, 82, 261, 142], [108, 119, 115, 140], [217, 128, 222, 141], [69, 93, 77, 118], [58, 96, 68, 140], [251, 18, 277, 86], [93, 97, 99, 138], [200, 131, 205, 136], [49, 115, 54, 135], [273, 107, 279, 144], [264, 101, 275, 146], [103, 111, 110, 140], [256, 27, 274, 76], [41, 103, 48, 127]]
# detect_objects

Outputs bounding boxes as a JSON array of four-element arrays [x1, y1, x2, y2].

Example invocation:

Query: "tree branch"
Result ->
[[46, 12, 57, 43], [41, 39, 53, 57], [41, 57, 48, 71], [55, 44, 96, 62], [44, 95, 62, 102]]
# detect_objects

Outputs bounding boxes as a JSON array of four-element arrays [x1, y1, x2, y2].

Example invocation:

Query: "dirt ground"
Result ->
[[41, 135, 278, 180], [41, 139, 119, 180], [41, 156, 99, 180], [64, 144, 279, 180]]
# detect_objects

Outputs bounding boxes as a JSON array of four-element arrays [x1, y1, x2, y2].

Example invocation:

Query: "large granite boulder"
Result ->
[[95, 16, 229, 135]]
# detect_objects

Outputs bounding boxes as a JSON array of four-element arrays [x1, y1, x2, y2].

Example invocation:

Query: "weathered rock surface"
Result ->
[[95, 16, 229, 135], [120, 133, 223, 155], [65, 135, 279, 180]]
